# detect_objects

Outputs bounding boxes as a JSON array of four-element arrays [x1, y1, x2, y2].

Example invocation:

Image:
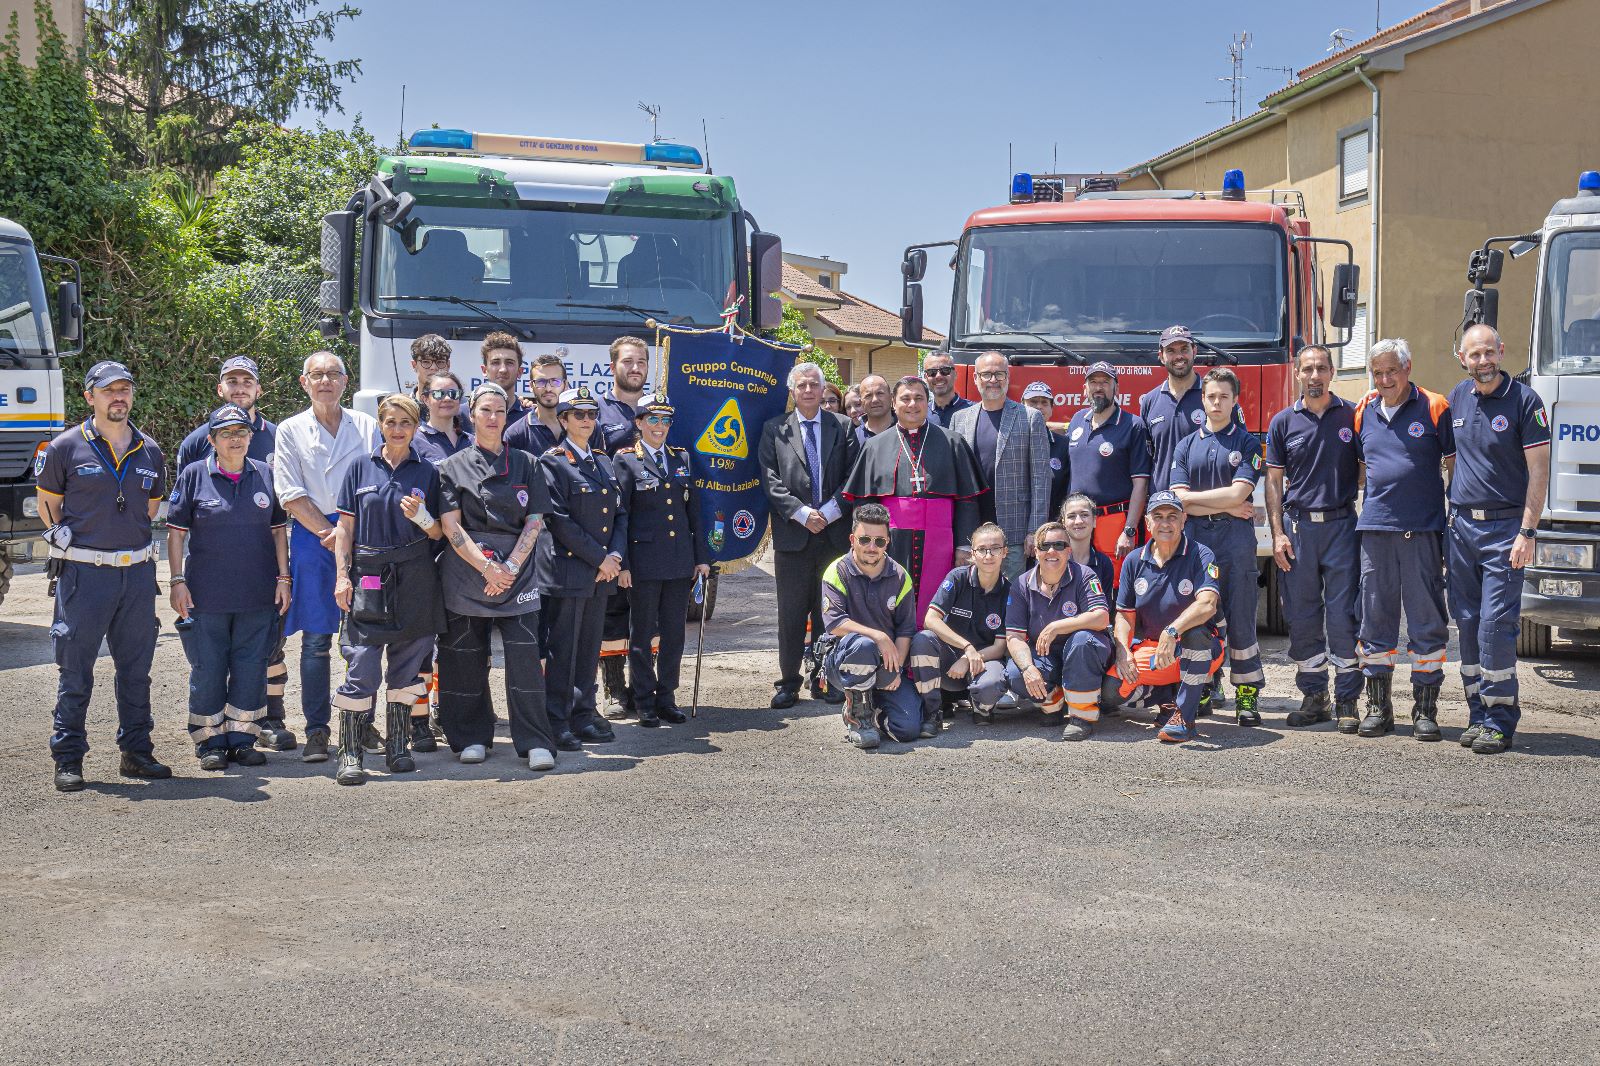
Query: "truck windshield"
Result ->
[[953, 222, 1287, 351], [372, 204, 735, 327], [1538, 230, 1600, 376], [0, 238, 55, 361]]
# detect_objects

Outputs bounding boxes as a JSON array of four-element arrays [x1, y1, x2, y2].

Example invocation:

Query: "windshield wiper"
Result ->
[[557, 301, 669, 321], [380, 294, 533, 340], [1102, 329, 1239, 366], [965, 331, 1089, 364]]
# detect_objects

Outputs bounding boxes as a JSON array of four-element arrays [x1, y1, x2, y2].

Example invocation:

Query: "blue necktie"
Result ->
[[803, 420, 822, 508]]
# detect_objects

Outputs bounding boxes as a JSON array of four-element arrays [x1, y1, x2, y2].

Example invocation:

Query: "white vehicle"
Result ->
[[1463, 170, 1600, 655], [0, 217, 80, 606], [319, 128, 784, 415]]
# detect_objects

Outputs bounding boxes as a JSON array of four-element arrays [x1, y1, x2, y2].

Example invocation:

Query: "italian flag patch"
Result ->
[[1535, 407, 1548, 428]]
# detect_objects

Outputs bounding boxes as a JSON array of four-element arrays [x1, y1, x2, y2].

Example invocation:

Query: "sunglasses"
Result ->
[[643, 415, 673, 426], [923, 366, 954, 378], [1037, 540, 1070, 553], [427, 388, 461, 400], [565, 410, 597, 421], [854, 535, 889, 548]]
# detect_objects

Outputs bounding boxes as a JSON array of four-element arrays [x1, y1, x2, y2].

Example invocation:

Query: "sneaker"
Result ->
[[1234, 684, 1261, 727], [199, 750, 229, 772], [228, 746, 267, 767], [258, 720, 297, 751], [1459, 723, 1485, 748], [301, 728, 330, 763], [1060, 718, 1094, 742], [1471, 729, 1511, 755], [1196, 690, 1214, 719], [460, 744, 488, 764], [527, 748, 555, 771], [1158, 710, 1195, 744]]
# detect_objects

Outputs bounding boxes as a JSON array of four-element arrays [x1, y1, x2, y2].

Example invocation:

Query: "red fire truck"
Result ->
[[897, 169, 1360, 629]]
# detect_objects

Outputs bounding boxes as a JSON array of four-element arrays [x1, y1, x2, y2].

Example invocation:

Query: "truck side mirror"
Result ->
[[1328, 262, 1360, 330], [900, 284, 924, 347], [55, 280, 81, 346], [319, 210, 356, 337], [1463, 286, 1500, 330], [750, 231, 783, 331], [1468, 247, 1504, 286], [902, 247, 927, 283]]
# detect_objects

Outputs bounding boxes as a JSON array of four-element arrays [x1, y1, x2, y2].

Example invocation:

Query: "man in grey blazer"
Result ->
[[948, 351, 1052, 580], [759, 362, 859, 708]]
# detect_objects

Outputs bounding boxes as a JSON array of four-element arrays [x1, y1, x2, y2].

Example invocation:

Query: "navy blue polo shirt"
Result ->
[[1082, 547, 1116, 597], [1447, 374, 1550, 512], [36, 419, 168, 551], [1264, 395, 1361, 511], [1140, 380, 1206, 493], [929, 564, 1011, 647], [930, 394, 973, 429], [166, 457, 286, 612], [1005, 559, 1107, 640], [596, 393, 638, 455], [1065, 406, 1152, 506], [504, 415, 561, 459], [175, 411, 278, 474], [1115, 535, 1221, 642], [1354, 385, 1455, 533], [336, 446, 443, 551], [1170, 420, 1262, 495], [414, 421, 473, 467]]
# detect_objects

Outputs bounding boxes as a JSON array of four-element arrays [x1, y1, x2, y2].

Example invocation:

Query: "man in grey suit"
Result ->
[[948, 351, 1052, 580], [759, 362, 858, 709]]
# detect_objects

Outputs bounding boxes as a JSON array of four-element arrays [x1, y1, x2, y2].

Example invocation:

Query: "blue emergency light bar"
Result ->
[[1221, 168, 1246, 200], [1580, 170, 1600, 194], [408, 128, 474, 151], [644, 142, 703, 167], [1011, 172, 1034, 203]]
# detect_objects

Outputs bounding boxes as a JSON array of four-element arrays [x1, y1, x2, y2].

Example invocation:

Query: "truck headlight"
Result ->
[[21, 497, 38, 518], [1535, 542, 1594, 570]]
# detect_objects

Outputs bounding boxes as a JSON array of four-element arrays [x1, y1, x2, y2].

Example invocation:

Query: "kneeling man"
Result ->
[[909, 523, 1012, 731], [1003, 520, 1112, 740], [821, 503, 922, 748]]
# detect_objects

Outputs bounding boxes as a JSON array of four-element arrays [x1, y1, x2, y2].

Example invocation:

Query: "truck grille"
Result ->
[[0, 435, 47, 480]]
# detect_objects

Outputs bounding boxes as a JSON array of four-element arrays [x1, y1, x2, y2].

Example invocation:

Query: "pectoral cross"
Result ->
[[909, 469, 927, 494]]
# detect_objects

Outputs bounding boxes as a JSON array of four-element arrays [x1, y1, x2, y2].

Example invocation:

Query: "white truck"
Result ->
[[0, 217, 81, 606], [1463, 170, 1600, 655]]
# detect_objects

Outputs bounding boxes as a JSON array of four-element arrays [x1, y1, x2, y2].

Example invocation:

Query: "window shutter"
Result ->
[[1342, 303, 1369, 370], [1341, 130, 1370, 199]]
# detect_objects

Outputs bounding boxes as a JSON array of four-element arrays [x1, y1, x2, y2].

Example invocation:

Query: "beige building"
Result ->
[[2, 0, 84, 64], [780, 253, 942, 386], [1120, 0, 1600, 397]]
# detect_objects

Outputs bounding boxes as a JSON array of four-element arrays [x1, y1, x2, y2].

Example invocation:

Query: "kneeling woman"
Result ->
[[436, 383, 557, 770], [331, 394, 446, 785]]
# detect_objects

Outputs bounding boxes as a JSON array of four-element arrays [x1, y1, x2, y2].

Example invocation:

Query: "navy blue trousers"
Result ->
[[1189, 515, 1264, 688], [1447, 513, 1524, 735], [1280, 512, 1362, 700], [178, 608, 274, 751], [1358, 531, 1448, 684], [825, 632, 923, 741], [50, 560, 159, 764]]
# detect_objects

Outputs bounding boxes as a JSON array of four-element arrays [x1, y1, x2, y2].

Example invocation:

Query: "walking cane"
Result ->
[[690, 571, 709, 718]]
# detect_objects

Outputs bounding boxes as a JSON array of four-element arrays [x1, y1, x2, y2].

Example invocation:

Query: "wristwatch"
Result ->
[[1518, 527, 1537, 539], [1164, 625, 1179, 640], [504, 559, 520, 576]]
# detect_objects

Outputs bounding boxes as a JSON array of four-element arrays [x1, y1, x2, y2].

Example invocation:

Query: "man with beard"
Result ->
[[922, 350, 972, 429], [505, 352, 567, 457], [479, 332, 533, 429], [1065, 362, 1152, 582], [595, 336, 651, 716], [853, 373, 896, 447], [842, 375, 987, 623], [1139, 325, 1208, 493]]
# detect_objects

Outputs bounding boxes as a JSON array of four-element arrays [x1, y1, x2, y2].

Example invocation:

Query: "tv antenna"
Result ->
[[1206, 31, 1252, 123], [1329, 28, 1355, 53], [1258, 64, 1296, 90], [637, 101, 664, 143]]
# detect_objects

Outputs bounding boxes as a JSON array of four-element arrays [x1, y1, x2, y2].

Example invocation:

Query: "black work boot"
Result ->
[[54, 761, 85, 792], [601, 657, 632, 720], [259, 691, 297, 751], [335, 709, 366, 786], [410, 713, 437, 753], [384, 703, 415, 773], [1287, 690, 1332, 727], [843, 689, 880, 749], [1358, 674, 1395, 738], [1411, 684, 1442, 742], [920, 699, 942, 739], [1335, 699, 1361, 735]]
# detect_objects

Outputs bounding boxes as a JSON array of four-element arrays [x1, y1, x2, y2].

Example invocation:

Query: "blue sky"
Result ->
[[293, 0, 1428, 317]]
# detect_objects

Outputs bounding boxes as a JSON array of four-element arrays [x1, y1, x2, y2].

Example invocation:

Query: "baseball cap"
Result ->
[[1021, 381, 1054, 402], [1145, 489, 1184, 515], [84, 360, 133, 390], [208, 403, 252, 432], [1158, 325, 1195, 348], [636, 392, 675, 417], [556, 384, 600, 415], [219, 355, 260, 380], [1084, 360, 1119, 382]]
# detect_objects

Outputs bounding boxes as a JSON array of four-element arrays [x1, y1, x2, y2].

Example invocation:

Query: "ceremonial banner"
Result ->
[[657, 324, 800, 571]]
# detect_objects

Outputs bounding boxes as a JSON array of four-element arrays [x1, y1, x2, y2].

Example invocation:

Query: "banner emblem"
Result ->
[[696, 398, 749, 459]]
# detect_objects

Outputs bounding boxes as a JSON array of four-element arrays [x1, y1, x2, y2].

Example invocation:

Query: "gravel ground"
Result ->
[[2, 558, 1599, 1064]]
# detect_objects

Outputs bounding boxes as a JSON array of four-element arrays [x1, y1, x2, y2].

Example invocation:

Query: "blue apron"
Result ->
[[285, 515, 341, 637]]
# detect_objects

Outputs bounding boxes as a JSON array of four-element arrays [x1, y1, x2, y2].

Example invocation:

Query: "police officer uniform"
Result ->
[[331, 442, 447, 783], [36, 361, 171, 790], [1353, 384, 1454, 738], [1171, 416, 1266, 722], [908, 564, 1011, 726], [1002, 558, 1112, 732], [1265, 394, 1363, 726], [1446, 372, 1550, 753], [613, 394, 706, 727], [595, 389, 640, 715], [537, 386, 628, 749], [1065, 364, 1152, 573]]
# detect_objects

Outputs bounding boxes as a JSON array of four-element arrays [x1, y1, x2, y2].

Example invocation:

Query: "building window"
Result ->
[[834, 357, 852, 383], [818, 274, 832, 289], [1340, 303, 1369, 371], [1339, 126, 1370, 204]]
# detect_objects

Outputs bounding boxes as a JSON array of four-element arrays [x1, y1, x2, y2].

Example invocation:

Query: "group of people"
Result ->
[[35, 314, 1549, 792]]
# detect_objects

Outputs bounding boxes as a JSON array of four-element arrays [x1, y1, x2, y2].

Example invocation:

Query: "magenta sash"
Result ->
[[882, 495, 955, 623]]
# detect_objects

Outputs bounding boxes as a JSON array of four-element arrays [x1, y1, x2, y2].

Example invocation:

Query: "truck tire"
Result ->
[[686, 573, 718, 622], [0, 555, 10, 608], [1258, 560, 1287, 636], [1517, 617, 1553, 659]]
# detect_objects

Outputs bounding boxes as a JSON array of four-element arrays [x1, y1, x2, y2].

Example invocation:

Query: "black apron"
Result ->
[[343, 538, 447, 645], [442, 529, 541, 617]]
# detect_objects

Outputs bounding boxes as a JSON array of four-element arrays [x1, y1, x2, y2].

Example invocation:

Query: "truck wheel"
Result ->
[[686, 573, 718, 622], [1517, 617, 1552, 659], [1257, 561, 1287, 636], [0, 556, 10, 608]]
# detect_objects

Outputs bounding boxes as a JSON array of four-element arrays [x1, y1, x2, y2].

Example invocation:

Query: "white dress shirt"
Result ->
[[273, 406, 381, 516], [793, 412, 843, 528]]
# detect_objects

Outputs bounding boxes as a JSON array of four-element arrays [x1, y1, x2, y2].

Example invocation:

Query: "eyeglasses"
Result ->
[[644, 415, 673, 425], [923, 366, 954, 378], [304, 371, 345, 382], [565, 410, 597, 421], [427, 388, 461, 400], [972, 545, 1007, 557], [854, 534, 889, 548], [414, 356, 451, 368], [1037, 540, 1070, 553], [975, 370, 1008, 381], [531, 378, 566, 389], [214, 427, 251, 440]]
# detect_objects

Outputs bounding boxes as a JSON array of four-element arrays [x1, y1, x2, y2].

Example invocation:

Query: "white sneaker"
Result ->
[[527, 748, 555, 771], [460, 744, 487, 764]]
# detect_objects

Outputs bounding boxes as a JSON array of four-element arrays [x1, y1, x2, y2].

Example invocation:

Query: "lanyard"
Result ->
[[83, 422, 136, 512]]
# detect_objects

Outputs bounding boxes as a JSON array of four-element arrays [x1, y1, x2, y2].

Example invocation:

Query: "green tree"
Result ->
[[89, 0, 361, 174], [768, 303, 843, 386]]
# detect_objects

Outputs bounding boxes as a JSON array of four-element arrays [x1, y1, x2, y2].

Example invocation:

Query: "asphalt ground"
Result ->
[[2, 558, 1599, 1064]]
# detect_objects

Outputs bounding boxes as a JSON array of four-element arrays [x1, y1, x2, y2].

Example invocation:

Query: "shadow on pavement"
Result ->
[[0, 620, 54, 671]]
